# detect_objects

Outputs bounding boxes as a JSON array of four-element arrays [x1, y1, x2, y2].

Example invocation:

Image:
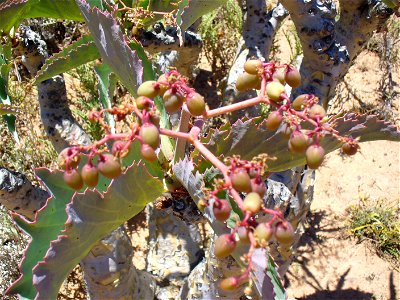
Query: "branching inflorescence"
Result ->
[[56, 60, 360, 292]]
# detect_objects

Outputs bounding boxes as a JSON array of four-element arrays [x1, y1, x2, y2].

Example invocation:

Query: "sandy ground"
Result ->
[[286, 141, 399, 300]]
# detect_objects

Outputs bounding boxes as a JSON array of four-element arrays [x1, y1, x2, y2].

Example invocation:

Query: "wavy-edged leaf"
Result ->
[[7, 170, 78, 299], [35, 35, 100, 83], [193, 114, 400, 172], [8, 151, 162, 298], [0, 0, 29, 32], [0, 0, 84, 32], [31, 163, 164, 300], [77, 0, 144, 95], [94, 63, 116, 133]]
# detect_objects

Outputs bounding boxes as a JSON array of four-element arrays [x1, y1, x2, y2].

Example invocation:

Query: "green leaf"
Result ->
[[0, 42, 19, 143], [93, 63, 116, 133], [77, 0, 144, 95], [31, 163, 164, 300], [382, 0, 398, 9], [266, 254, 286, 299], [0, 0, 84, 32], [8, 153, 162, 299], [35, 35, 100, 83], [7, 170, 77, 299], [193, 114, 400, 172]]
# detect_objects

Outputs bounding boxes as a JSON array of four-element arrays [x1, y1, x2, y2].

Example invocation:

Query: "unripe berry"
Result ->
[[63, 169, 83, 190], [254, 222, 273, 246], [251, 178, 266, 198], [156, 74, 169, 96], [292, 94, 308, 110], [163, 89, 184, 113], [230, 169, 252, 193], [213, 200, 231, 222], [272, 68, 286, 84], [244, 59, 262, 75], [275, 222, 295, 245], [139, 123, 160, 149], [214, 234, 236, 259], [289, 131, 308, 153], [237, 226, 250, 244], [305, 145, 325, 169], [236, 72, 261, 91], [284, 66, 301, 88], [141, 144, 158, 162], [219, 277, 239, 291], [135, 96, 152, 110], [243, 192, 262, 214], [98, 154, 122, 179], [137, 80, 158, 98], [309, 104, 326, 119], [81, 163, 99, 188], [150, 112, 161, 127], [186, 92, 206, 116], [341, 142, 358, 156], [112, 140, 130, 158], [281, 123, 294, 139], [58, 148, 80, 170], [266, 111, 282, 131], [266, 82, 285, 102]]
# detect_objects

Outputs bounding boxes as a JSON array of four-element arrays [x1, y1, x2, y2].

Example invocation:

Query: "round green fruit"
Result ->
[[139, 123, 160, 150], [236, 72, 261, 91], [254, 222, 273, 246], [213, 200, 231, 222], [63, 169, 83, 190], [98, 154, 122, 179], [266, 111, 283, 131], [163, 89, 184, 113], [214, 234, 236, 259], [292, 94, 308, 110], [266, 82, 285, 102], [81, 163, 99, 188], [244, 59, 262, 75], [284, 66, 301, 88], [243, 192, 262, 214], [219, 277, 239, 291], [230, 169, 252, 193], [305, 145, 325, 169], [141, 144, 158, 162], [275, 222, 295, 245], [309, 104, 326, 119], [186, 92, 206, 116], [137, 81, 158, 98], [289, 131, 308, 153]]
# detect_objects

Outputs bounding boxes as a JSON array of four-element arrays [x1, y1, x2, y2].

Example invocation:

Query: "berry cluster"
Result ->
[[57, 61, 360, 293], [236, 60, 359, 169], [58, 71, 207, 190]]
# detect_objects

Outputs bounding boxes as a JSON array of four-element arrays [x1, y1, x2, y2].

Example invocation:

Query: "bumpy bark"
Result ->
[[225, 1, 288, 120], [0, 167, 48, 220], [18, 24, 155, 299], [280, 0, 393, 106], [145, 23, 203, 77]]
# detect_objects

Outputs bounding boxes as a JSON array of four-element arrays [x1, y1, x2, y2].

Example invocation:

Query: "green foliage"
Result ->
[[68, 63, 104, 141], [0, 41, 18, 143], [31, 163, 163, 300], [35, 35, 100, 83], [347, 194, 400, 264], [198, 0, 242, 78]]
